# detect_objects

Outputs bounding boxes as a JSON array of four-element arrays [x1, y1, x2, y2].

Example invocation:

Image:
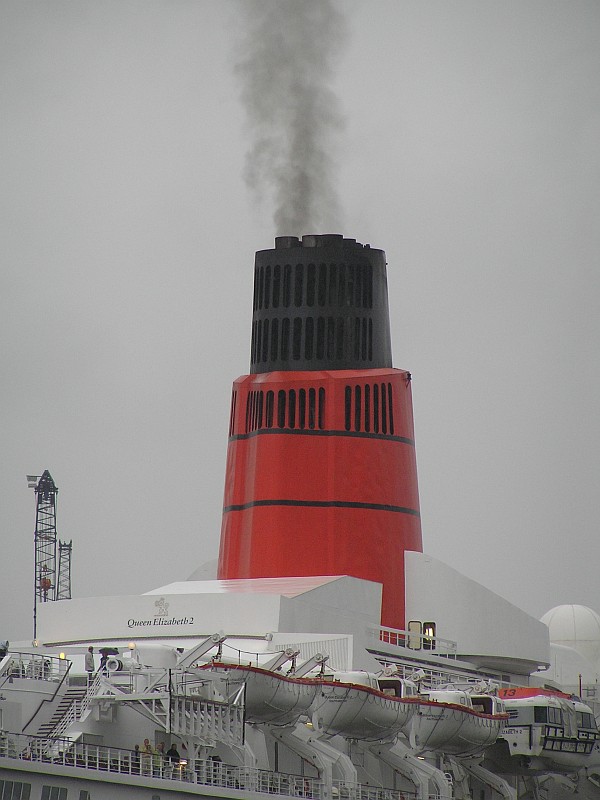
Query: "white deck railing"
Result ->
[[374, 626, 458, 657], [0, 732, 421, 800], [0, 652, 69, 685]]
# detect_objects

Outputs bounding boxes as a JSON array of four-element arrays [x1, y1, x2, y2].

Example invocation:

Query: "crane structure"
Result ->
[[28, 470, 73, 638], [56, 539, 73, 601]]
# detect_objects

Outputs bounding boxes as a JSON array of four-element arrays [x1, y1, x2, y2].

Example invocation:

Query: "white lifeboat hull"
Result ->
[[201, 663, 319, 725], [411, 699, 507, 756], [310, 681, 418, 741]]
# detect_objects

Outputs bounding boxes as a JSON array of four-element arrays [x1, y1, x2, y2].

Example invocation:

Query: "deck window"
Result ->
[[548, 706, 563, 725], [41, 788, 67, 800], [0, 782, 31, 800], [422, 621, 436, 650]]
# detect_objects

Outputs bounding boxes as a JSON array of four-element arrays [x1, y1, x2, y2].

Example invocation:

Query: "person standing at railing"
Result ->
[[132, 744, 141, 774], [84, 646, 95, 685], [166, 743, 181, 764], [141, 738, 153, 775], [153, 741, 165, 776]]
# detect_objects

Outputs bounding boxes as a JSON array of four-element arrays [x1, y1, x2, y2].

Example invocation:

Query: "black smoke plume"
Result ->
[[235, 0, 347, 235]]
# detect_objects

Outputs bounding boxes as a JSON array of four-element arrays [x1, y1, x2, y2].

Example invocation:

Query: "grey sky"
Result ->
[[1, 0, 599, 642]]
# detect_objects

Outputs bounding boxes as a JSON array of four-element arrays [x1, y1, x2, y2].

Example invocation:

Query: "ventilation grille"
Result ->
[[245, 388, 326, 433], [251, 315, 373, 367], [253, 261, 373, 312], [344, 382, 395, 435]]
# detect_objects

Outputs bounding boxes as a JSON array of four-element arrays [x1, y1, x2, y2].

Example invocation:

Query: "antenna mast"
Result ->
[[28, 470, 59, 639]]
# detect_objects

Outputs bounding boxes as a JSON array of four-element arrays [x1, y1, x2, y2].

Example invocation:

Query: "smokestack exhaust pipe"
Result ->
[[218, 235, 422, 631]]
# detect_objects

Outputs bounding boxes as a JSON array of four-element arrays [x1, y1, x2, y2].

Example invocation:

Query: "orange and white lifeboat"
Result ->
[[493, 687, 600, 773]]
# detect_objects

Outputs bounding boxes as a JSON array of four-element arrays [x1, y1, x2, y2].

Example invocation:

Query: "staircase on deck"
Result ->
[[35, 685, 88, 738]]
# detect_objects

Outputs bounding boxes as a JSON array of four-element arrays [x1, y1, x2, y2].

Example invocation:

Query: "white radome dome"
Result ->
[[541, 605, 600, 666]]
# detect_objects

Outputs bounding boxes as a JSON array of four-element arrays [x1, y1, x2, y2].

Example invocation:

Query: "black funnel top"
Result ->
[[250, 234, 392, 374]]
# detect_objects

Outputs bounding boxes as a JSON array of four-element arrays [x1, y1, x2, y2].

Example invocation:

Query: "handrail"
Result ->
[[333, 780, 418, 800], [21, 659, 73, 734], [51, 671, 102, 739], [1, 652, 69, 686], [51, 697, 79, 740], [374, 626, 458, 656], [0, 732, 423, 800]]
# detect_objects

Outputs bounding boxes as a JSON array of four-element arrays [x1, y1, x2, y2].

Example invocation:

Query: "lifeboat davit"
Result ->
[[411, 690, 508, 756]]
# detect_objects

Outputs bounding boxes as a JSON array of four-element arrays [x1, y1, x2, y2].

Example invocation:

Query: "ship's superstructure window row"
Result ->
[[41, 788, 66, 800], [0, 781, 31, 800], [253, 262, 373, 312]]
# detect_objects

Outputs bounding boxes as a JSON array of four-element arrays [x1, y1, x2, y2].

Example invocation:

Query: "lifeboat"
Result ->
[[200, 662, 319, 725], [491, 687, 600, 773], [410, 690, 508, 756], [309, 671, 419, 741]]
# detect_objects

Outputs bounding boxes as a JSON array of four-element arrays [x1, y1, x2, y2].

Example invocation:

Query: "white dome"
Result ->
[[541, 605, 600, 665]]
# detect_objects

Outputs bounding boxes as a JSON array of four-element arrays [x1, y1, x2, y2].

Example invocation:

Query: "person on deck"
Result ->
[[153, 742, 165, 776], [166, 744, 181, 764], [84, 647, 94, 684], [141, 739, 153, 775], [132, 744, 140, 774]]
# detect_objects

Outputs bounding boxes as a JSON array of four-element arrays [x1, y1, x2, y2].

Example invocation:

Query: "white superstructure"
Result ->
[[3, 574, 600, 799]]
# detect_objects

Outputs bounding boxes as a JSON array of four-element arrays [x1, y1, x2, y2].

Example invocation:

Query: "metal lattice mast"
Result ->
[[56, 540, 73, 600], [29, 470, 58, 639]]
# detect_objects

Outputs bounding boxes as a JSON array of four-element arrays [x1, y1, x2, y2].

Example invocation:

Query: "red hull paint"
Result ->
[[218, 369, 422, 630]]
